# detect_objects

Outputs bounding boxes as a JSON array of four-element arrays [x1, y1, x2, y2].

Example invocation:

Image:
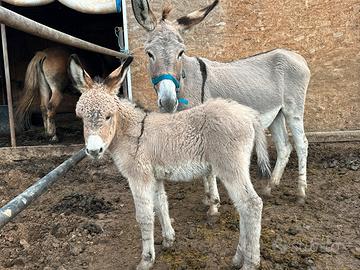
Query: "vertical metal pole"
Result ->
[[0, 61, 5, 105], [1, 23, 16, 147], [121, 0, 132, 101], [117, 27, 128, 99]]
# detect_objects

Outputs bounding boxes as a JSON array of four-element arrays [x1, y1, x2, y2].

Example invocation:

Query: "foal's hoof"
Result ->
[[261, 186, 272, 198], [136, 259, 154, 270], [232, 253, 244, 269], [162, 237, 175, 249], [297, 197, 306, 205], [202, 196, 211, 206], [207, 206, 220, 217]]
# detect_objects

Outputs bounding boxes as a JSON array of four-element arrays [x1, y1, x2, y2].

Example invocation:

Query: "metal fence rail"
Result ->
[[0, 149, 86, 230]]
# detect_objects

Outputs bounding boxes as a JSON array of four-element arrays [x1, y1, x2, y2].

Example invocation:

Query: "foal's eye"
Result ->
[[147, 51, 155, 60], [106, 115, 112, 121], [177, 50, 184, 60]]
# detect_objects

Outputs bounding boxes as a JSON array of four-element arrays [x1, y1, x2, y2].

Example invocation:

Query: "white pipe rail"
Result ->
[[3, 0, 121, 14], [2, 0, 54, 6], [58, 0, 118, 14]]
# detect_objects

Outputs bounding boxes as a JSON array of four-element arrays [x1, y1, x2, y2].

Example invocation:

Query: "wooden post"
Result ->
[[1, 23, 16, 147]]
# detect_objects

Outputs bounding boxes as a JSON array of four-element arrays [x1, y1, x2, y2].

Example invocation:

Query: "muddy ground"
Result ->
[[0, 142, 359, 270]]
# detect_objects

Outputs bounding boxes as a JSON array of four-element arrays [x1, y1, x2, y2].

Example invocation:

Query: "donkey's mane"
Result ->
[[161, 4, 172, 20]]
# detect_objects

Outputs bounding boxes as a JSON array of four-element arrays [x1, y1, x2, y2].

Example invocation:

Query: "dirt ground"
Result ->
[[0, 113, 84, 148], [0, 142, 359, 270]]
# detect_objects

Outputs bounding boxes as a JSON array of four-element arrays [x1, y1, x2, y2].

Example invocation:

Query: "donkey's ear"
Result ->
[[68, 54, 93, 93], [104, 56, 133, 95], [174, 0, 219, 32], [131, 0, 157, 31]]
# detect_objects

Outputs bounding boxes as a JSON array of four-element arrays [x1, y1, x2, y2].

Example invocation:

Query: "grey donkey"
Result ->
[[132, 0, 311, 205], [70, 54, 270, 269]]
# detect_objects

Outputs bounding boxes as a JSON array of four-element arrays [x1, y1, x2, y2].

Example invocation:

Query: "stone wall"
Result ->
[[126, 0, 359, 131]]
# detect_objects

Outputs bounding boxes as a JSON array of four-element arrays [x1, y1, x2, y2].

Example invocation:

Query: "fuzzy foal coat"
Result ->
[[72, 55, 268, 269], [77, 94, 267, 270]]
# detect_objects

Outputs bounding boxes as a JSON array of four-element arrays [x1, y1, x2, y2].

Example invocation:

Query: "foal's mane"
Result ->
[[162, 4, 172, 20], [134, 102, 151, 113]]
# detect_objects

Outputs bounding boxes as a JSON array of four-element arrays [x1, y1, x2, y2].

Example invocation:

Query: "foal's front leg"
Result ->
[[128, 178, 156, 270], [154, 180, 175, 248]]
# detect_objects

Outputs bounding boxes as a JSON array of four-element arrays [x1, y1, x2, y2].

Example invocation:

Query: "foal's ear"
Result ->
[[131, 0, 157, 31], [174, 0, 219, 32], [68, 54, 93, 93], [104, 56, 133, 95]]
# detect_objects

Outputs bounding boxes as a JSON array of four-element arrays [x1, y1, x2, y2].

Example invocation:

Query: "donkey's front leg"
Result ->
[[129, 178, 156, 270]]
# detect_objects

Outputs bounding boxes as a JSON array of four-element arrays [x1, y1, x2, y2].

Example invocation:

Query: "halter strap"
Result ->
[[151, 74, 180, 89], [151, 73, 189, 105]]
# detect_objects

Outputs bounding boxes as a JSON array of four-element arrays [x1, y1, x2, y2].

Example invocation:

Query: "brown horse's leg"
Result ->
[[47, 89, 63, 142], [39, 83, 50, 136]]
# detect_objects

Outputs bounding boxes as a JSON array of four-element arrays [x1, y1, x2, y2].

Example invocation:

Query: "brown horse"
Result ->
[[15, 47, 70, 142], [15, 47, 112, 142]]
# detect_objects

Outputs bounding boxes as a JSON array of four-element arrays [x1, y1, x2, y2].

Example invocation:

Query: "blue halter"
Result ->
[[151, 74, 189, 105]]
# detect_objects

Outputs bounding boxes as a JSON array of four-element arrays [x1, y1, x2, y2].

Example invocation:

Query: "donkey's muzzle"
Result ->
[[159, 98, 178, 113], [157, 80, 178, 113]]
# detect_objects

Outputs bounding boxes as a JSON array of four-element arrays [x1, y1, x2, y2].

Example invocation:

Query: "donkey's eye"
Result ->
[[147, 52, 155, 60], [177, 51, 184, 60], [106, 115, 112, 121]]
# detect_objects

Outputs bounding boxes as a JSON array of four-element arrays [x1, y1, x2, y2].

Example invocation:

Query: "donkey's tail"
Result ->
[[254, 117, 271, 179], [15, 51, 47, 130]]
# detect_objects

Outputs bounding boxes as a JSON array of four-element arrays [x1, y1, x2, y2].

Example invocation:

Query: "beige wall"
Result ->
[[126, 0, 359, 131]]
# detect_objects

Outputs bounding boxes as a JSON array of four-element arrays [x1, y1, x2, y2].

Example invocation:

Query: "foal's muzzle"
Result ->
[[85, 135, 105, 159], [85, 148, 104, 159]]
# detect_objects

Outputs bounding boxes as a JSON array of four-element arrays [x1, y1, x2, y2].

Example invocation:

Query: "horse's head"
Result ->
[[69, 55, 133, 159], [132, 0, 219, 113]]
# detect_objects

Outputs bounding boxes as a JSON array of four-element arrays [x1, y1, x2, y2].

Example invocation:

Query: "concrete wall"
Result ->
[[126, 0, 360, 132]]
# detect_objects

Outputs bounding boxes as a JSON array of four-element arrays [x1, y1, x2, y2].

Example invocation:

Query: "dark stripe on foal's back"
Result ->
[[196, 57, 207, 103], [136, 112, 148, 155]]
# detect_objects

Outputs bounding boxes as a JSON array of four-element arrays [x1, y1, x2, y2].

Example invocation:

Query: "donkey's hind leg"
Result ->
[[154, 180, 175, 248], [218, 166, 262, 269], [47, 89, 63, 142], [264, 111, 292, 196], [203, 173, 220, 216], [284, 112, 308, 204]]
